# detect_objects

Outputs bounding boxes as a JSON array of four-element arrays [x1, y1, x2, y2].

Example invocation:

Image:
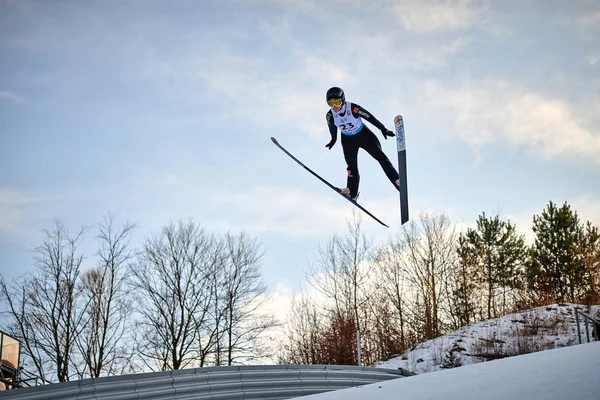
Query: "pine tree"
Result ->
[[457, 213, 528, 320], [453, 239, 478, 327], [529, 201, 585, 303], [579, 221, 600, 304]]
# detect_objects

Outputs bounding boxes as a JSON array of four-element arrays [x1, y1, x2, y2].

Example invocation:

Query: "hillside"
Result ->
[[302, 342, 600, 400], [375, 303, 600, 375]]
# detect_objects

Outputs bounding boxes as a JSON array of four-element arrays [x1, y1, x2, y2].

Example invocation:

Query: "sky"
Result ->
[[1, 0, 600, 308]]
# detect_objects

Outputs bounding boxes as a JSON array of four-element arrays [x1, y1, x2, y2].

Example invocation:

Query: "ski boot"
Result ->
[[340, 187, 359, 201]]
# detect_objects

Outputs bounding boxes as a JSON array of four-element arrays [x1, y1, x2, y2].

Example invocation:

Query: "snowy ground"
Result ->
[[296, 341, 600, 400], [375, 303, 600, 375]]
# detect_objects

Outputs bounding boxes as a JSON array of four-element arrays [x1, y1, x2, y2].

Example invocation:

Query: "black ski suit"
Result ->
[[326, 102, 399, 199]]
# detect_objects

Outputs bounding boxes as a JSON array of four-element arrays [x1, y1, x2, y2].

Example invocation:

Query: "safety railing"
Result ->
[[575, 309, 600, 344], [0, 364, 404, 400]]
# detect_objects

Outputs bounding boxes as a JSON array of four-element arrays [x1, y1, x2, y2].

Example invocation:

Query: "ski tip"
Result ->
[[394, 115, 403, 125], [271, 137, 278, 144]]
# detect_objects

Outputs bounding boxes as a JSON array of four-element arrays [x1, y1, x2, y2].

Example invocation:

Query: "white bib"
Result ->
[[332, 103, 364, 136]]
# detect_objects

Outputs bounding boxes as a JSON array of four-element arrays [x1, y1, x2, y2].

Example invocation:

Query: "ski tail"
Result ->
[[394, 116, 409, 225], [271, 137, 389, 228]]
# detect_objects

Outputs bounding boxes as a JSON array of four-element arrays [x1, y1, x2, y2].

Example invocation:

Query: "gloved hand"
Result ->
[[381, 129, 395, 139], [325, 139, 336, 149]]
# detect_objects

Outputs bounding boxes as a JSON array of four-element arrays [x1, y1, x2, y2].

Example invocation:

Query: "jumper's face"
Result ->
[[332, 103, 343, 112]]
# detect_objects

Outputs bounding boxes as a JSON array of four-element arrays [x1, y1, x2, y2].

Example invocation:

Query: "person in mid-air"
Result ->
[[325, 86, 400, 200]]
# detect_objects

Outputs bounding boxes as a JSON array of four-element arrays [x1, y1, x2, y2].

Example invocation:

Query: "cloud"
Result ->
[[459, 194, 600, 247], [408, 37, 472, 70], [391, 0, 489, 33], [247, 0, 320, 14], [505, 94, 600, 161], [571, 194, 600, 226], [422, 79, 600, 165], [0, 188, 39, 235], [504, 207, 540, 246], [258, 279, 332, 361], [190, 25, 470, 131], [577, 10, 600, 37], [507, 195, 600, 246], [196, 49, 334, 137], [560, 7, 600, 40], [589, 52, 600, 66], [244, 0, 491, 36], [203, 185, 359, 236], [0, 91, 22, 103], [0, 0, 473, 138]]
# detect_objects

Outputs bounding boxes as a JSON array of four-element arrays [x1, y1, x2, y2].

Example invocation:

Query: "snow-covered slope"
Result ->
[[376, 303, 600, 375], [297, 341, 600, 400]]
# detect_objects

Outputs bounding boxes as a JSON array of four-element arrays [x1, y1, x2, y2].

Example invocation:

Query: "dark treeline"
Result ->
[[279, 201, 600, 366], [0, 214, 276, 383]]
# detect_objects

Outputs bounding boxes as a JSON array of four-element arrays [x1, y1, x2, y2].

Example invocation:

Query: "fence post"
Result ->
[[357, 331, 361, 366], [585, 317, 590, 343], [575, 310, 582, 344]]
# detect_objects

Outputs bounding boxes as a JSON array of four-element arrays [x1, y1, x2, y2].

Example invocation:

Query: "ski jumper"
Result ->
[[326, 102, 399, 199]]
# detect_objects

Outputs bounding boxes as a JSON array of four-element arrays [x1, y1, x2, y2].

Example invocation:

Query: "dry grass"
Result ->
[[470, 324, 556, 361]]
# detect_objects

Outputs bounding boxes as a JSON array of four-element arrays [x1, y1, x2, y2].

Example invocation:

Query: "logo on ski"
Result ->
[[394, 115, 409, 225]]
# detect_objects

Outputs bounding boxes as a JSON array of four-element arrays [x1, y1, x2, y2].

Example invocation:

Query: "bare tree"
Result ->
[[399, 212, 457, 340], [278, 293, 324, 364], [361, 290, 405, 364], [308, 214, 374, 334], [75, 214, 136, 378], [0, 281, 45, 379], [306, 213, 378, 364], [199, 237, 227, 367], [374, 237, 411, 351], [130, 219, 216, 371], [319, 311, 357, 365], [0, 220, 88, 382], [216, 231, 277, 365]]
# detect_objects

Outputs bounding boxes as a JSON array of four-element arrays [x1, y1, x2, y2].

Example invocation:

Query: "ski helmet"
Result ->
[[326, 87, 345, 107]]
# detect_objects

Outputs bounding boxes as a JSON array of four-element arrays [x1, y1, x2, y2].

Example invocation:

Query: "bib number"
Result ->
[[340, 122, 356, 131]]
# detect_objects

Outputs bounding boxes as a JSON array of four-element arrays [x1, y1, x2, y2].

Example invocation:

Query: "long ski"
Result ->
[[271, 137, 389, 228], [394, 115, 409, 225]]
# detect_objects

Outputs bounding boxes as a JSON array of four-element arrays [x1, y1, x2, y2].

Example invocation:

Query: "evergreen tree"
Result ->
[[453, 238, 478, 327], [579, 221, 600, 303], [457, 213, 528, 320], [529, 201, 585, 303]]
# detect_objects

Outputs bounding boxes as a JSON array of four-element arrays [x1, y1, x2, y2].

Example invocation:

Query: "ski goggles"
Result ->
[[327, 98, 343, 108]]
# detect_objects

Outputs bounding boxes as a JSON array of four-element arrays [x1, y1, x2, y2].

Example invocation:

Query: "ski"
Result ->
[[394, 115, 409, 225], [271, 137, 389, 228]]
